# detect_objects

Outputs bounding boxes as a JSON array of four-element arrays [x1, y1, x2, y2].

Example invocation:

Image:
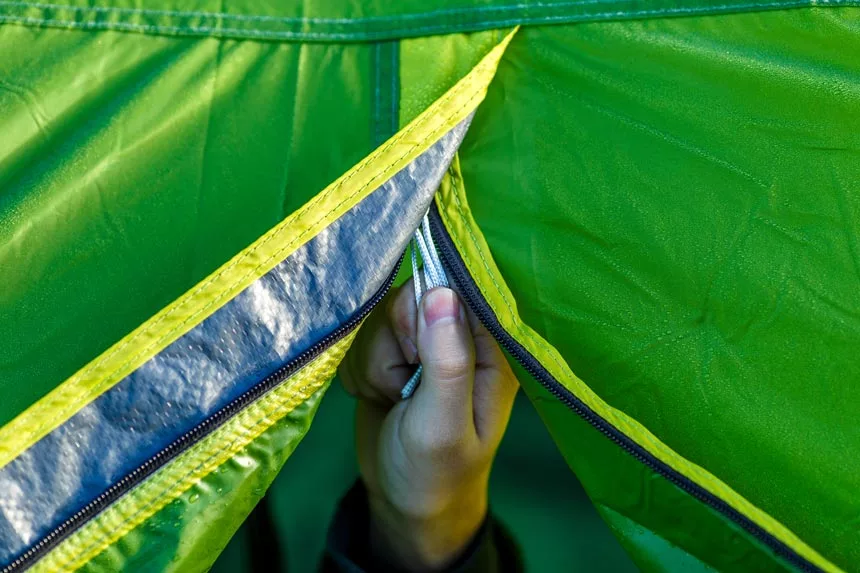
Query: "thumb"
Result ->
[[409, 287, 476, 438]]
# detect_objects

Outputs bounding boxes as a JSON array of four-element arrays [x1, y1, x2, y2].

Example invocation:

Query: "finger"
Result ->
[[354, 398, 392, 495], [362, 323, 413, 402], [338, 309, 383, 399], [472, 344, 518, 445], [387, 278, 419, 364], [408, 287, 476, 440], [464, 307, 519, 445], [464, 309, 504, 372], [339, 339, 387, 403], [338, 357, 358, 396], [339, 306, 412, 403]]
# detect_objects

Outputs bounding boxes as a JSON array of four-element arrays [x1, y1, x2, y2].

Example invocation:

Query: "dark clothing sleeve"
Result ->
[[321, 482, 523, 573]]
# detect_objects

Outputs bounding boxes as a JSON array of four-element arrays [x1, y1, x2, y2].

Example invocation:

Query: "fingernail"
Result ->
[[399, 335, 419, 364], [422, 288, 462, 327]]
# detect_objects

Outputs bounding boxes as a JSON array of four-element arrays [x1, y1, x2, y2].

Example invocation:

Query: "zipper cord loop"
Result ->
[[401, 212, 449, 399]]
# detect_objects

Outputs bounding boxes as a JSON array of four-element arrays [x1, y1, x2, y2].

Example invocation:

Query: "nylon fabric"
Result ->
[[399, 30, 501, 125], [1, 4, 857, 572], [0, 118, 470, 567], [0, 27, 376, 432], [0, 28, 510, 472], [31, 333, 356, 572], [435, 158, 837, 572], [512, 361, 787, 572], [453, 15, 859, 570], [395, 32, 635, 571], [596, 506, 718, 572], [371, 40, 400, 146], [0, 31, 515, 571], [0, 0, 858, 41]]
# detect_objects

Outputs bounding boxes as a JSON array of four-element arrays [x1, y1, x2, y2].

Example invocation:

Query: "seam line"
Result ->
[[7, 62, 490, 463], [1, 0, 621, 24], [390, 41, 399, 135], [0, 1, 857, 41], [441, 165, 836, 573], [48, 376, 327, 570], [373, 41, 382, 146]]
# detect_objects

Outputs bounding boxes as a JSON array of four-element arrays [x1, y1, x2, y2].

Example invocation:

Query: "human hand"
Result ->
[[338, 282, 519, 571]]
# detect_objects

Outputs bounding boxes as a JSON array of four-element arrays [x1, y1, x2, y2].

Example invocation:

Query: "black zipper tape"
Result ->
[[426, 202, 819, 573], [3, 255, 404, 573]]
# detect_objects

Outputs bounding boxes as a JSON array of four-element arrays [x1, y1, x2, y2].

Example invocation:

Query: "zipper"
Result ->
[[3, 255, 404, 573], [426, 203, 818, 573]]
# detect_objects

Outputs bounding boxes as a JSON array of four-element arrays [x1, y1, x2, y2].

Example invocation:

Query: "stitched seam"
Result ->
[[90, 87, 483, 397], [373, 42, 382, 146], [9, 65, 489, 457], [453, 182, 570, 388], [371, 41, 398, 146], [447, 167, 718, 459], [45, 352, 340, 571], [0, 0, 615, 24], [55, 383, 317, 569], [390, 40, 399, 135], [0, 0, 848, 24], [443, 168, 832, 569], [447, 169, 749, 487], [1, 1, 856, 41], [447, 168, 518, 324]]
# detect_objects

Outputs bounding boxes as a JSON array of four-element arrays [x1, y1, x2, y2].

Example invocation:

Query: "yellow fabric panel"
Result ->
[[0, 28, 517, 472], [30, 331, 356, 572], [435, 156, 840, 573]]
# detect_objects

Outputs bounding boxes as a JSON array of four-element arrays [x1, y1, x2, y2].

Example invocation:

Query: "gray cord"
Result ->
[[401, 211, 450, 400]]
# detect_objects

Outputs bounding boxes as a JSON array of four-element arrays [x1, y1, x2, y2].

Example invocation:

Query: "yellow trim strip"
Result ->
[[30, 331, 356, 572], [0, 28, 517, 471], [436, 157, 841, 573]]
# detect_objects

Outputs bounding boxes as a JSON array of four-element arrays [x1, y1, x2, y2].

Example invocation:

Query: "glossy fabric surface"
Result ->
[[459, 14, 860, 569], [93, 383, 332, 573], [1, 0, 859, 41], [0, 27, 377, 429], [0, 120, 470, 567], [435, 161, 804, 571], [35, 333, 356, 573], [2, 3, 858, 572], [515, 364, 783, 572]]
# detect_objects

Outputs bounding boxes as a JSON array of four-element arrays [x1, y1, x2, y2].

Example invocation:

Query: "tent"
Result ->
[[0, 3, 857, 571]]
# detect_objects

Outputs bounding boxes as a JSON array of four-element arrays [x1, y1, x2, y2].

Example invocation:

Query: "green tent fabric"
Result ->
[[1, 3, 858, 572]]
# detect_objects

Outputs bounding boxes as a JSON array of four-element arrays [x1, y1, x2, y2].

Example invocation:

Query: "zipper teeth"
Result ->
[[426, 204, 818, 573], [4, 256, 404, 573]]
